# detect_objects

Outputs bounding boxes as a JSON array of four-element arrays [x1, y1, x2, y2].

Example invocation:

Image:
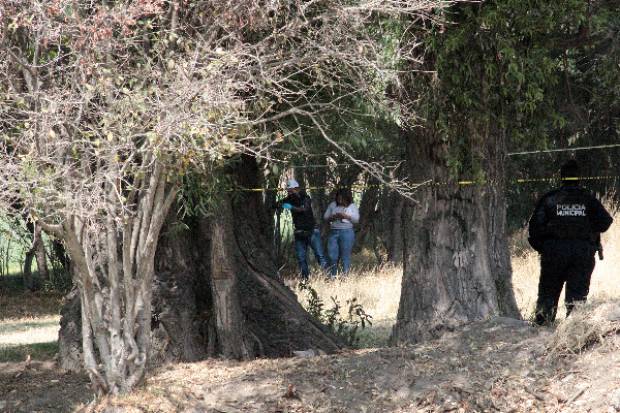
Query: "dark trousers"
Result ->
[[535, 240, 595, 325], [294, 229, 327, 279]]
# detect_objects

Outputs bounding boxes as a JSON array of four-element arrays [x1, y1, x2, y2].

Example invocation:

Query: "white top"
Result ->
[[323, 202, 360, 229]]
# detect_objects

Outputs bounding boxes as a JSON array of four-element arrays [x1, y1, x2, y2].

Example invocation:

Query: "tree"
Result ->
[[505, 0, 620, 230], [1, 0, 438, 394], [392, 0, 588, 343]]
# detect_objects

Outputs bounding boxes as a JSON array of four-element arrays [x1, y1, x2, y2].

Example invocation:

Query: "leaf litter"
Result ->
[[4, 301, 620, 412]]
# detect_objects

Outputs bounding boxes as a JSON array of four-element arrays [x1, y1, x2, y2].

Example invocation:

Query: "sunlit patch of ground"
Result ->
[[0, 316, 60, 345]]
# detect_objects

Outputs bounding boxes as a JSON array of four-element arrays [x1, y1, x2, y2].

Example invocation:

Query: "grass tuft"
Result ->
[[549, 300, 620, 356]]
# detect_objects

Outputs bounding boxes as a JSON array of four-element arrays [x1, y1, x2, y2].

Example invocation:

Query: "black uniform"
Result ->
[[528, 184, 613, 325]]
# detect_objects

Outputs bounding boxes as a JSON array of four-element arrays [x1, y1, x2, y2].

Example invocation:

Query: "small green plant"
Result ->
[[298, 281, 372, 347]]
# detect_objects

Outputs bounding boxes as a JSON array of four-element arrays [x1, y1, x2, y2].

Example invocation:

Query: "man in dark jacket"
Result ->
[[279, 179, 327, 280], [528, 160, 613, 325]]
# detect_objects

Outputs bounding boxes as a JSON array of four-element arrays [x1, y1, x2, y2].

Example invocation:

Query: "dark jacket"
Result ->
[[281, 192, 316, 231], [528, 185, 613, 253]]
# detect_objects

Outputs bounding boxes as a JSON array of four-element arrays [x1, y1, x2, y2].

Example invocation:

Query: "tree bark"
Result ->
[[58, 287, 82, 371], [390, 127, 520, 345], [208, 207, 253, 359], [150, 216, 213, 364], [59, 156, 342, 375], [221, 155, 342, 356], [23, 221, 49, 289], [34, 235, 49, 283], [22, 250, 35, 291]]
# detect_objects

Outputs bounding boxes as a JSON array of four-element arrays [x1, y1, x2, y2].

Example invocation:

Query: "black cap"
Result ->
[[560, 159, 580, 184]]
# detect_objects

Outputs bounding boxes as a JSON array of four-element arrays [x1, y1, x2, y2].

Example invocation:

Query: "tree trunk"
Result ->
[[375, 159, 407, 265], [221, 155, 342, 356], [56, 159, 178, 395], [22, 250, 35, 291], [33, 231, 49, 283], [51, 239, 70, 274], [58, 287, 82, 371], [23, 221, 49, 289], [150, 216, 214, 364], [59, 156, 342, 377], [208, 208, 253, 359], [390, 128, 520, 345], [152, 183, 342, 359]]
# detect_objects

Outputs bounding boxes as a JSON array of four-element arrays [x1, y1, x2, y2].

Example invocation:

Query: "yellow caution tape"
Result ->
[[229, 175, 618, 193]]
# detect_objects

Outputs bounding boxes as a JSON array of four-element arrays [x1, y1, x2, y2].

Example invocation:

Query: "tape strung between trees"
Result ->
[[230, 175, 620, 193]]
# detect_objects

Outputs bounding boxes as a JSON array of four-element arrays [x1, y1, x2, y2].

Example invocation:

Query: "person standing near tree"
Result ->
[[279, 179, 327, 280], [528, 160, 613, 325], [324, 188, 360, 277]]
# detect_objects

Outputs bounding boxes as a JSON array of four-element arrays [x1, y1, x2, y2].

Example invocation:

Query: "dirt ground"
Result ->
[[3, 313, 619, 413], [0, 358, 92, 412], [2, 283, 620, 413], [94, 316, 614, 413]]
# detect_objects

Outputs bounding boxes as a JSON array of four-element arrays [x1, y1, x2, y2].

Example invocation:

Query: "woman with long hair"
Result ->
[[323, 188, 359, 277]]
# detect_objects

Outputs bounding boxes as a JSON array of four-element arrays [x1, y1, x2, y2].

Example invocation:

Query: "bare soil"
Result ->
[[2, 315, 608, 413], [0, 359, 91, 412], [2, 312, 620, 412]]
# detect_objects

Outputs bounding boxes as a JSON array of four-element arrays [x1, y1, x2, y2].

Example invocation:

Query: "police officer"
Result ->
[[279, 179, 327, 280], [528, 160, 613, 325]]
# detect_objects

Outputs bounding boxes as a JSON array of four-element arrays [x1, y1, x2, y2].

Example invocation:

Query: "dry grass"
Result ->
[[549, 300, 620, 356], [293, 265, 402, 346], [0, 316, 60, 345], [295, 207, 619, 345], [296, 265, 402, 324], [0, 291, 63, 362]]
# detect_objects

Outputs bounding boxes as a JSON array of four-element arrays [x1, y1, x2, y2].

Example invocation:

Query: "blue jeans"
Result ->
[[294, 229, 327, 279], [327, 228, 355, 277]]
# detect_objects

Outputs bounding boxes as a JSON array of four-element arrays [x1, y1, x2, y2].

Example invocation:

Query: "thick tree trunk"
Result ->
[[59, 156, 342, 373], [150, 216, 213, 364], [390, 128, 520, 345], [222, 155, 342, 356], [58, 287, 82, 371], [208, 208, 253, 359]]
